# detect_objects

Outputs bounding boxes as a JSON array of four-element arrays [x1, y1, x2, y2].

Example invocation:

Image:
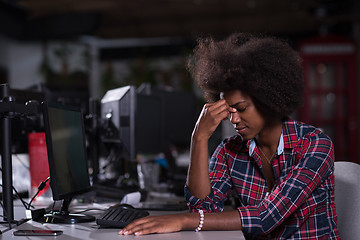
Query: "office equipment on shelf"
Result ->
[[96, 204, 149, 228], [100, 85, 163, 162], [95, 85, 164, 193], [42, 101, 95, 224]]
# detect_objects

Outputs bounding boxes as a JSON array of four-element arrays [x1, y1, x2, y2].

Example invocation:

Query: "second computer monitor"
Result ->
[[42, 101, 94, 224]]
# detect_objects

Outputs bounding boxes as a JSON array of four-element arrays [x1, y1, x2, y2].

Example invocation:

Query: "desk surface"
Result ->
[[4, 220, 245, 240], [2, 202, 245, 240]]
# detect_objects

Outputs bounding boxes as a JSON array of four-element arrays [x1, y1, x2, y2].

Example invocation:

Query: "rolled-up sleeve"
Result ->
[[185, 139, 234, 212]]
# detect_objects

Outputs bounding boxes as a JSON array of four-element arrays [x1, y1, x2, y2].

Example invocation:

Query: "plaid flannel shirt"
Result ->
[[185, 118, 340, 239]]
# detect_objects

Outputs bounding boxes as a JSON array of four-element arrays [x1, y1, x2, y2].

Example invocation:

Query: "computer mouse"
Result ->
[[119, 204, 135, 209]]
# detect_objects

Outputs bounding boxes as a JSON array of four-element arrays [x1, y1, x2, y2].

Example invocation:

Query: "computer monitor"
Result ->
[[42, 101, 95, 224]]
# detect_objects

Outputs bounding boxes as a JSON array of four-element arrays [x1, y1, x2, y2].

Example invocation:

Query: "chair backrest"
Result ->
[[334, 161, 360, 240]]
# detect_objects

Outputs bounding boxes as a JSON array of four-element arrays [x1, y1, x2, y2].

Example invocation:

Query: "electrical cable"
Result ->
[[11, 185, 32, 210], [0, 165, 50, 225], [0, 200, 11, 229], [13, 154, 30, 170], [0, 184, 31, 210], [73, 208, 105, 214], [27, 177, 50, 210], [0, 167, 33, 209]]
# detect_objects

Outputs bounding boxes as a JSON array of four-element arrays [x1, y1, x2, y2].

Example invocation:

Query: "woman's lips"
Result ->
[[236, 126, 247, 134]]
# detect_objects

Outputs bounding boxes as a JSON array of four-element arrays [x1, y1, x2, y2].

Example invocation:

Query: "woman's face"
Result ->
[[222, 89, 265, 141]]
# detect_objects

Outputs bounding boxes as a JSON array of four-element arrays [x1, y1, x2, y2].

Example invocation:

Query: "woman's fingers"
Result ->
[[192, 99, 236, 140], [119, 218, 149, 235], [119, 218, 155, 236], [199, 100, 236, 128], [205, 99, 237, 120], [207, 100, 228, 118], [118, 215, 183, 236]]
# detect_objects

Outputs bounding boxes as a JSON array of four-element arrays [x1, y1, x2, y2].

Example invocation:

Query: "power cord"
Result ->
[[0, 167, 50, 210], [0, 166, 31, 210], [0, 168, 50, 232], [25, 177, 51, 221], [0, 169, 50, 221], [0, 184, 32, 210], [0, 200, 12, 229], [27, 177, 50, 210]]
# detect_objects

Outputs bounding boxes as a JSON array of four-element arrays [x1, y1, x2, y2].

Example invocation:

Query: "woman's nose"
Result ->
[[230, 111, 240, 124]]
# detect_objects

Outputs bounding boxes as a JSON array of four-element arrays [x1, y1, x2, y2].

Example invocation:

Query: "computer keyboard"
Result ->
[[96, 205, 150, 228]]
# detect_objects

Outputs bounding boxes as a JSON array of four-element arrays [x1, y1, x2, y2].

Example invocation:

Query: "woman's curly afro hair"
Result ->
[[187, 32, 304, 120]]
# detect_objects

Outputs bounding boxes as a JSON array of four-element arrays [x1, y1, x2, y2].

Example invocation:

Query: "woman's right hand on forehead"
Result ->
[[192, 99, 236, 141]]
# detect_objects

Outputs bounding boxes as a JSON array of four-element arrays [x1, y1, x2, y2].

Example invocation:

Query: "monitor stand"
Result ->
[[42, 198, 95, 224], [43, 212, 95, 224]]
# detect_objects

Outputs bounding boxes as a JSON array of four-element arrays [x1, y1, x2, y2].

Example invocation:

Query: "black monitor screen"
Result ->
[[43, 101, 91, 201]]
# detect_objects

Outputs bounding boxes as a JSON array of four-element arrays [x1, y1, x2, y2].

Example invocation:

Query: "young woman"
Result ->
[[119, 33, 340, 239]]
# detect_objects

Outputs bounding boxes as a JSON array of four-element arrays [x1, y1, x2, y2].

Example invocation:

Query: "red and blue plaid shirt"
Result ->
[[185, 118, 340, 239]]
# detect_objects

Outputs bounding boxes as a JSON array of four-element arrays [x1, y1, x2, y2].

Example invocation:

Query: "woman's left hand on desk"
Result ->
[[118, 213, 189, 236]]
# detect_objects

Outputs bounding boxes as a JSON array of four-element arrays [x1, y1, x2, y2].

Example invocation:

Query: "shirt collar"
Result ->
[[249, 131, 284, 157], [282, 118, 298, 149]]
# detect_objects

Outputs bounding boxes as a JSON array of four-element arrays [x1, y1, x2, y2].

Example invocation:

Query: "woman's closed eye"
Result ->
[[229, 107, 246, 120], [229, 101, 248, 113], [235, 107, 246, 113]]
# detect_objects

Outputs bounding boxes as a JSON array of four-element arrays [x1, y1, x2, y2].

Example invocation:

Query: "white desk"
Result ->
[[4, 220, 245, 240], [1, 202, 245, 240]]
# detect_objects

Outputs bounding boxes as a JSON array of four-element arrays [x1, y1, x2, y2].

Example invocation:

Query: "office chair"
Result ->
[[334, 161, 360, 240]]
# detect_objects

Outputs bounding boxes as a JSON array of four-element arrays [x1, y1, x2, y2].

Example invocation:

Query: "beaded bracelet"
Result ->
[[195, 209, 205, 232]]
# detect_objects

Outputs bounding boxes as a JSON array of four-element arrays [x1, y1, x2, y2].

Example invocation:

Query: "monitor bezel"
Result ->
[[42, 101, 92, 201]]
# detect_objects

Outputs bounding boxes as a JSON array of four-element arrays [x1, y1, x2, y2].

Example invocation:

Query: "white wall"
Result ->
[[0, 36, 90, 90], [0, 36, 44, 89]]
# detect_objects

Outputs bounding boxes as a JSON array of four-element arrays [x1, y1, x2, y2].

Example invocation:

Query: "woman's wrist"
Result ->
[[179, 212, 201, 231], [191, 125, 213, 142], [191, 132, 209, 143]]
